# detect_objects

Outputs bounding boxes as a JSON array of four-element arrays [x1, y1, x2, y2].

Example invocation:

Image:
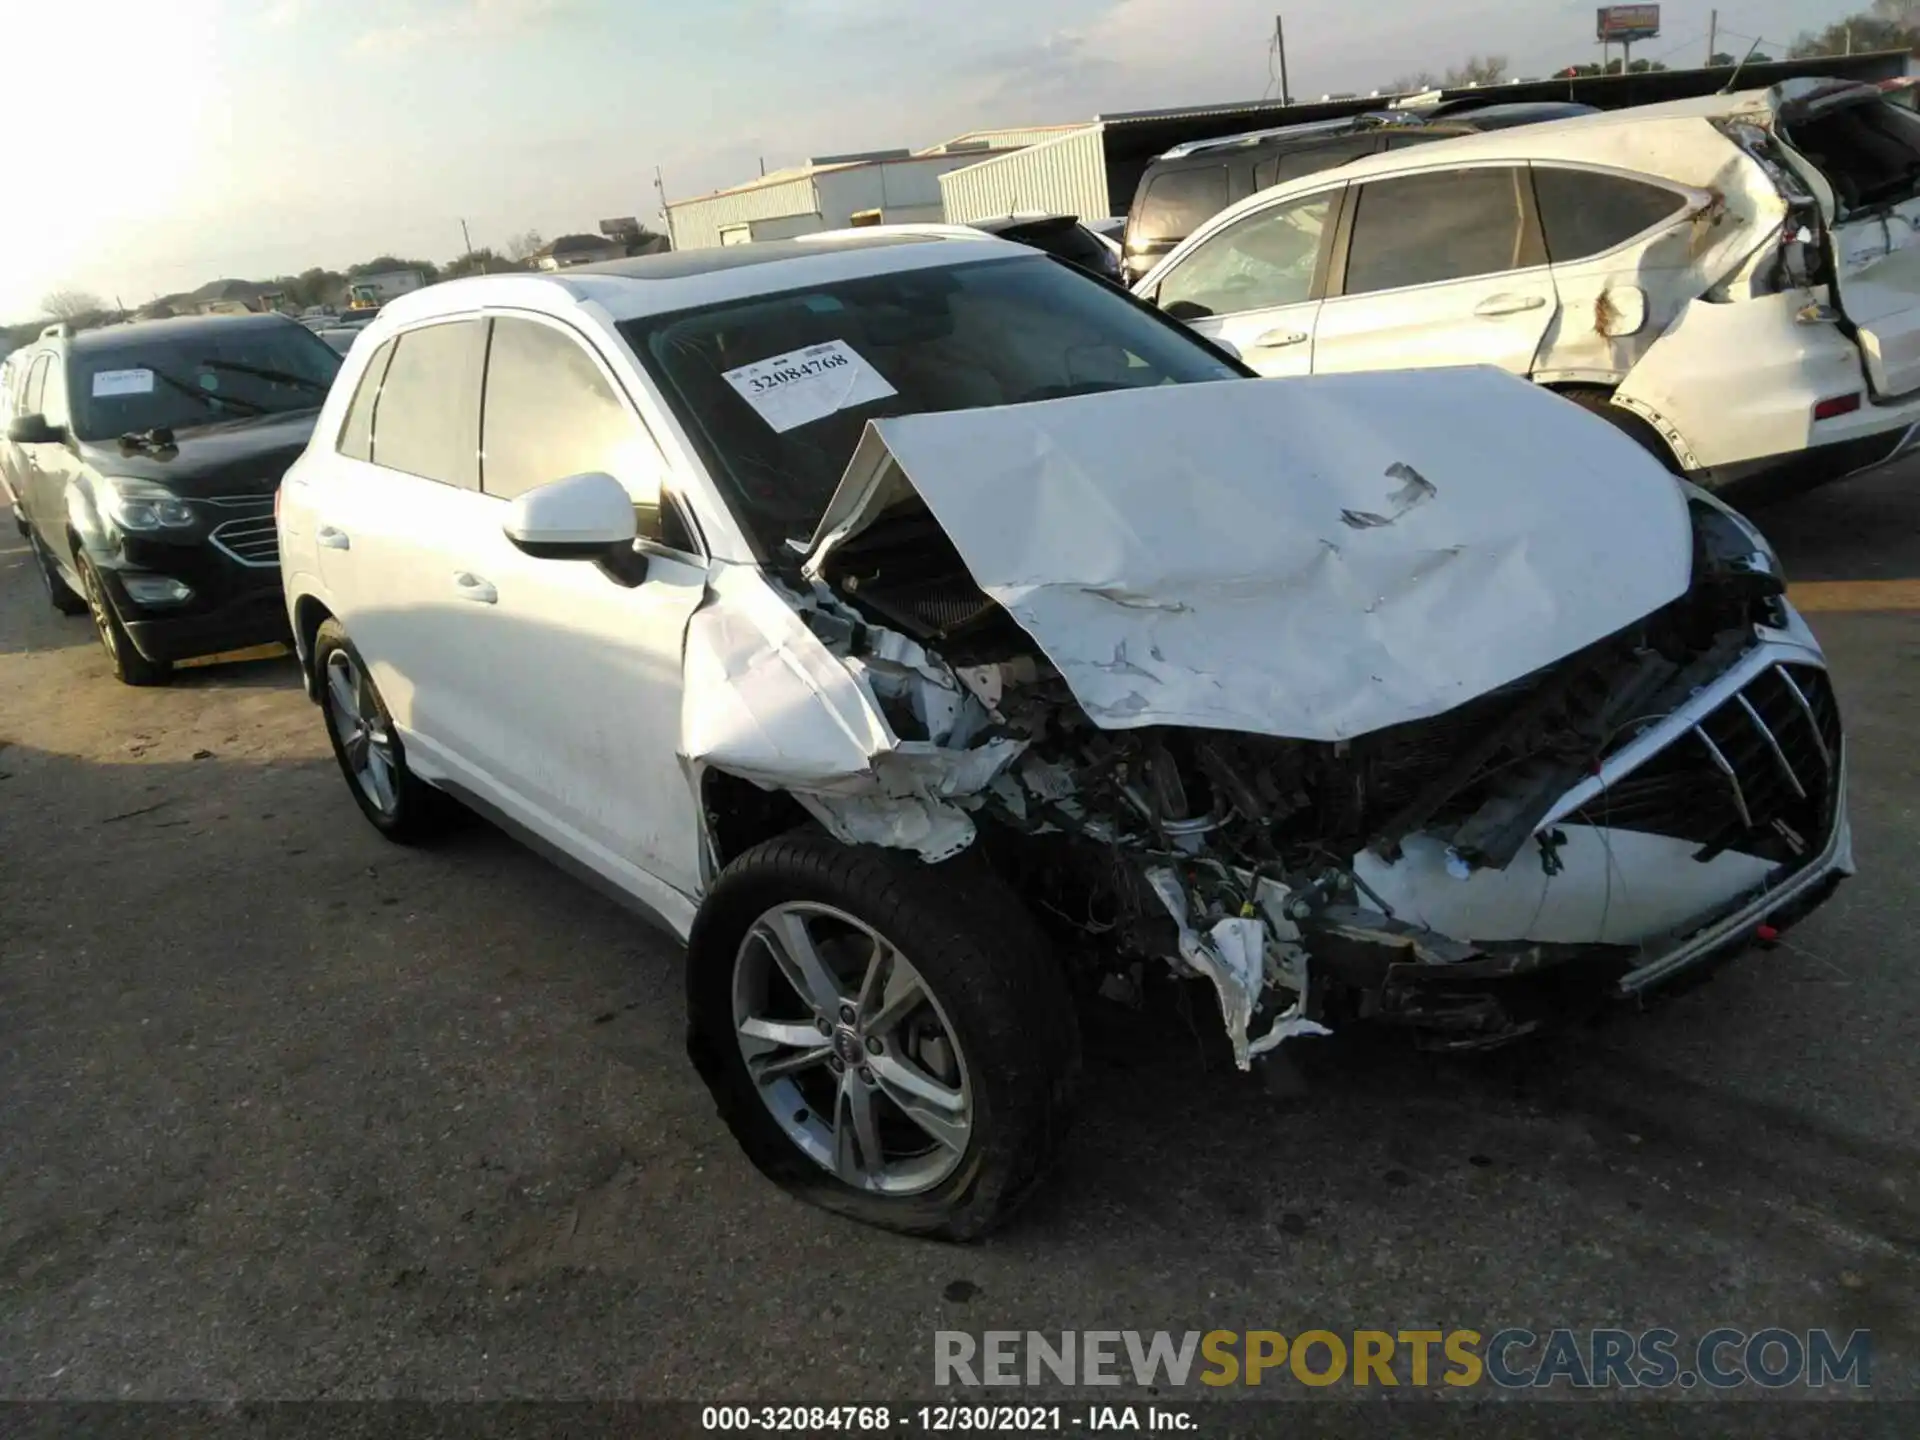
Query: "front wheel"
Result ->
[[78, 554, 171, 686], [313, 619, 447, 842], [687, 831, 1080, 1240]]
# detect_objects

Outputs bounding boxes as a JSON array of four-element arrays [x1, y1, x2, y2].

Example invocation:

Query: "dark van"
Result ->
[[1121, 101, 1595, 283]]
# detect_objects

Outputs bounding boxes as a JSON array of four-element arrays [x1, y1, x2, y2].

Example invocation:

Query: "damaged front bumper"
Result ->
[[1211, 615, 1852, 1057]]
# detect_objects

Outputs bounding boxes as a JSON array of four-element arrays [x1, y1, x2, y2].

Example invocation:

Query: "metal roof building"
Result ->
[[665, 134, 1045, 250], [940, 51, 1917, 226]]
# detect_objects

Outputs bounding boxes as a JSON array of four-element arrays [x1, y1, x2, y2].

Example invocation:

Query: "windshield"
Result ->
[[68, 323, 343, 440], [619, 254, 1240, 554]]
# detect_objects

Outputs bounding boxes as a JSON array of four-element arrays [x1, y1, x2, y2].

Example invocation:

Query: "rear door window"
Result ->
[[1341, 166, 1539, 296], [1158, 192, 1337, 319], [367, 320, 485, 488], [1271, 136, 1379, 186], [1135, 166, 1231, 243], [1533, 167, 1689, 262]]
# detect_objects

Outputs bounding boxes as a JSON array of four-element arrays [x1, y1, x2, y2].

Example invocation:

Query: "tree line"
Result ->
[[5, 225, 669, 344]]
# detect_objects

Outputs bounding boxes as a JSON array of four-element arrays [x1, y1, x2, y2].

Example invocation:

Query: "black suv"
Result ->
[[1121, 100, 1595, 283], [3, 313, 342, 684]]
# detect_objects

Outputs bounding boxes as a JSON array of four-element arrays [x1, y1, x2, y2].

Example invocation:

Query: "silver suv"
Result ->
[[278, 230, 1851, 1237]]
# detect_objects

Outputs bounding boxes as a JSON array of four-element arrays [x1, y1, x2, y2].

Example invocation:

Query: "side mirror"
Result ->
[[503, 471, 637, 560], [8, 413, 63, 445]]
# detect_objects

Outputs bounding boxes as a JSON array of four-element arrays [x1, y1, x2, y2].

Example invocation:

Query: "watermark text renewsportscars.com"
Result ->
[[934, 1328, 1872, 1391]]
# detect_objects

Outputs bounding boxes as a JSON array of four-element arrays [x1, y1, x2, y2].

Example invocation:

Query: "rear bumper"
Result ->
[[1700, 420, 1920, 503]]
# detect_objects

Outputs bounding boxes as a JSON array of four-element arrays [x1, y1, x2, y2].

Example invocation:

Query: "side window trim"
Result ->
[[1527, 162, 1698, 264], [479, 307, 708, 560], [1325, 164, 1547, 301]]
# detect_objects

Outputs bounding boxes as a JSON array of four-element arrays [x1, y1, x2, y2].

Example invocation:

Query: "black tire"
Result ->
[[313, 619, 448, 842], [76, 553, 172, 686], [1557, 386, 1684, 475], [687, 831, 1080, 1240], [29, 529, 88, 616]]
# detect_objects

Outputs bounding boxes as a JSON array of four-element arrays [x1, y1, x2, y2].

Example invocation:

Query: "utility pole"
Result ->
[[655, 165, 674, 251], [1707, 9, 1717, 64], [1846, 23, 1854, 54], [1274, 14, 1291, 105], [459, 217, 487, 273]]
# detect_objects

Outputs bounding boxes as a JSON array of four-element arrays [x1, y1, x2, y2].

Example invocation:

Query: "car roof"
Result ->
[[66, 311, 302, 354], [1156, 114, 1412, 160], [374, 229, 1032, 326], [1213, 86, 1779, 200]]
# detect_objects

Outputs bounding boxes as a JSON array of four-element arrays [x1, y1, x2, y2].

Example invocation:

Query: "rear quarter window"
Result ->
[[1533, 167, 1689, 262], [1135, 166, 1230, 244], [336, 337, 396, 462]]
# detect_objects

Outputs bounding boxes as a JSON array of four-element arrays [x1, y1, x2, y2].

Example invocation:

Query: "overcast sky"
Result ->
[[0, 0, 1866, 319]]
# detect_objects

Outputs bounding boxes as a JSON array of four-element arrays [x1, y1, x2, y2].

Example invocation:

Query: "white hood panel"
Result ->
[[808, 369, 1692, 742]]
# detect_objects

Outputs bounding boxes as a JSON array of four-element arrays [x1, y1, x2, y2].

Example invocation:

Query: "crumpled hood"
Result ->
[[805, 368, 1693, 743]]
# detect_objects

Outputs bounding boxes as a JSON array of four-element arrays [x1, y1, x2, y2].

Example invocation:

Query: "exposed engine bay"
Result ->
[[687, 373, 1851, 1068], [779, 485, 1818, 1063]]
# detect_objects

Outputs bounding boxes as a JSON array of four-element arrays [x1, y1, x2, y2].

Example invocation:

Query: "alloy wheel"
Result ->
[[324, 648, 400, 816], [80, 562, 120, 663], [731, 902, 974, 1195]]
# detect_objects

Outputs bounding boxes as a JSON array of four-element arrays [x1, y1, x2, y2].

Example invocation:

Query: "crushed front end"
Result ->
[[761, 375, 1854, 1065]]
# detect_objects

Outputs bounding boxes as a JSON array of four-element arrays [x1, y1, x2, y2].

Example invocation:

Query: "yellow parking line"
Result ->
[[1788, 579, 1920, 613], [173, 642, 293, 669]]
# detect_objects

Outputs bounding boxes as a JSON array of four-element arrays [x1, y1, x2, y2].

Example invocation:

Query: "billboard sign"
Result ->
[[1597, 4, 1660, 42]]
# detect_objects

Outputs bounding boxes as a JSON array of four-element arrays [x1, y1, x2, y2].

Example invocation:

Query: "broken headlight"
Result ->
[[1685, 482, 1783, 589]]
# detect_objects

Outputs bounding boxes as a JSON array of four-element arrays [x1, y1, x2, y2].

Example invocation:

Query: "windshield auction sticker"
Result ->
[[723, 339, 896, 434], [91, 368, 156, 397]]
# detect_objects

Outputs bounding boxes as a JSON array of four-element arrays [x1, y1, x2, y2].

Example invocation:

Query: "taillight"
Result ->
[[1814, 392, 1862, 421]]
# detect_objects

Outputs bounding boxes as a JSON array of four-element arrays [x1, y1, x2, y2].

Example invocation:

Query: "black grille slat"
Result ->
[[1583, 664, 1838, 864], [205, 495, 280, 568]]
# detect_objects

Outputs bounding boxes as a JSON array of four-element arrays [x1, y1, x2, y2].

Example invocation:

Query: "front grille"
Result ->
[[1580, 664, 1841, 864], [205, 495, 279, 568]]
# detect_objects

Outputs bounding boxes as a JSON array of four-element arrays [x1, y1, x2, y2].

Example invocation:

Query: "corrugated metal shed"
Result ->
[[922, 124, 1092, 153], [667, 173, 823, 251], [939, 125, 1108, 224], [670, 151, 1024, 249]]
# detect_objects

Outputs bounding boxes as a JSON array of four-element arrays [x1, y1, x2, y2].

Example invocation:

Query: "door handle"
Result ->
[[317, 525, 350, 550], [1474, 293, 1548, 317], [452, 571, 498, 604], [1252, 329, 1310, 348]]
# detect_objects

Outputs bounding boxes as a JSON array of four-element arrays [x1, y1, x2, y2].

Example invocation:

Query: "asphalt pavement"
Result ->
[[1, 461, 1916, 1420]]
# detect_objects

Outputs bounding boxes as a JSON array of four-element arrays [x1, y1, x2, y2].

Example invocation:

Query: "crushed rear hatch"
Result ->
[[1775, 80, 1920, 397]]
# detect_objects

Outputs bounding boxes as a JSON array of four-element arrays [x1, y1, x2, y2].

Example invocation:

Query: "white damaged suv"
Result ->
[[1137, 79, 1920, 498], [278, 231, 1851, 1237]]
